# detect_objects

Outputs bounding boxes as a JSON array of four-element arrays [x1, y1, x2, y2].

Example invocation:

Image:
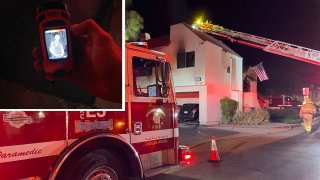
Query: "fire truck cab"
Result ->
[[0, 43, 184, 179]]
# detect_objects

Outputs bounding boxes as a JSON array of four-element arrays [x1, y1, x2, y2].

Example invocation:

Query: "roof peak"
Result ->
[[179, 23, 241, 57]]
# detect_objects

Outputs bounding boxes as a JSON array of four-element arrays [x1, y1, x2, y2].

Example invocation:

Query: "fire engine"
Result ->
[[0, 43, 191, 180]]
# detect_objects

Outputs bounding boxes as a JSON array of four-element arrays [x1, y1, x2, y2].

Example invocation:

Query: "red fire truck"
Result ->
[[0, 43, 190, 180]]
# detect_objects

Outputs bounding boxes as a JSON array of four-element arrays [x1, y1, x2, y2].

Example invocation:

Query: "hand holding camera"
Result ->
[[34, 2, 122, 103]]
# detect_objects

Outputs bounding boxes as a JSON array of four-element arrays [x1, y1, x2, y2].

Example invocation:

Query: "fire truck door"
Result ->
[[129, 55, 176, 170]]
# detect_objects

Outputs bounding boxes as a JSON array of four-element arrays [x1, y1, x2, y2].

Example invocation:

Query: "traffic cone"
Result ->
[[208, 136, 222, 162]]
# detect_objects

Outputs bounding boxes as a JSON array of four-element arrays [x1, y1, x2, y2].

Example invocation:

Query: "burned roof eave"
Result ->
[[182, 23, 242, 58]]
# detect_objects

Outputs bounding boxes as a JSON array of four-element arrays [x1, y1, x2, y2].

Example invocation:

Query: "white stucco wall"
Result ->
[[204, 42, 243, 124], [231, 55, 243, 112], [204, 42, 227, 124], [243, 92, 261, 111], [168, 24, 206, 86], [243, 69, 260, 110], [152, 23, 243, 125]]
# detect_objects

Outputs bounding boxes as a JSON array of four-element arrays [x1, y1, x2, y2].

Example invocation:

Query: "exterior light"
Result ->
[[116, 121, 125, 128], [38, 111, 45, 118], [174, 112, 178, 119], [184, 154, 191, 160], [156, 108, 162, 113]]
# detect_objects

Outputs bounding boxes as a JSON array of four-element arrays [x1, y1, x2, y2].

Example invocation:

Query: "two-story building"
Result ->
[[147, 23, 243, 125]]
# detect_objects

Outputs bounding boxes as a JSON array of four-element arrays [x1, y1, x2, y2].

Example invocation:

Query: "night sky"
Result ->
[[132, 0, 320, 95]]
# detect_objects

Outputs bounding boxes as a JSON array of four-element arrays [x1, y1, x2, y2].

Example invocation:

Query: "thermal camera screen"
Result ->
[[44, 29, 68, 60]]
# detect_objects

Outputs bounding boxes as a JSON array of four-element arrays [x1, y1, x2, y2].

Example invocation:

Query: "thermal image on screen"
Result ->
[[44, 29, 68, 60]]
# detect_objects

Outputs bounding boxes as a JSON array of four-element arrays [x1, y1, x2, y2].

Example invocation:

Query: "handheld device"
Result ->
[[36, 1, 73, 74]]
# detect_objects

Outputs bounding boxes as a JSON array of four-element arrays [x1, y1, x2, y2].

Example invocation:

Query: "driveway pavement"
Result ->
[[178, 121, 303, 148], [178, 123, 238, 146]]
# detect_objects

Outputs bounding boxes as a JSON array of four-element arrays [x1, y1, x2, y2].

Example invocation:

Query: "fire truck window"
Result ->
[[132, 56, 165, 97]]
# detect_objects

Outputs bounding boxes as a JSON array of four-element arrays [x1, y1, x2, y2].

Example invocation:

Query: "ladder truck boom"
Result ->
[[192, 21, 320, 65]]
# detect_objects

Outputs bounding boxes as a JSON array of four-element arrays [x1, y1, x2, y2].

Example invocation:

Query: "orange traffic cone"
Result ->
[[208, 136, 222, 162]]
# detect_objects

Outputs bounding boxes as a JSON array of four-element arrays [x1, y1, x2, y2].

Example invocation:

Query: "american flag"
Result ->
[[252, 62, 269, 81]]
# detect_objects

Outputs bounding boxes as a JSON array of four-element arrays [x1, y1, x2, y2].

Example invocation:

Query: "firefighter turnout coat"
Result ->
[[300, 103, 316, 132]]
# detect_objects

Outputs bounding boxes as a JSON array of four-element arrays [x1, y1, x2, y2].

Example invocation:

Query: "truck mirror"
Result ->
[[161, 62, 170, 97], [162, 62, 170, 83]]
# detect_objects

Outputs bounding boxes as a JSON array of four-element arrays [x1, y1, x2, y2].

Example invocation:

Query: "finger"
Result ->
[[33, 60, 43, 71], [71, 19, 97, 36], [32, 47, 42, 60], [71, 19, 103, 39], [72, 34, 89, 61]]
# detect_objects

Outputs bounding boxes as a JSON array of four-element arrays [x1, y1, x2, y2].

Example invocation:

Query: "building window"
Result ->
[[177, 51, 195, 68], [186, 51, 195, 67], [177, 52, 185, 68], [227, 66, 230, 73]]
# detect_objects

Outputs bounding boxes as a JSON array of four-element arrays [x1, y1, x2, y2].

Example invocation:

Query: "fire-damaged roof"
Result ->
[[182, 23, 241, 57], [147, 23, 241, 58]]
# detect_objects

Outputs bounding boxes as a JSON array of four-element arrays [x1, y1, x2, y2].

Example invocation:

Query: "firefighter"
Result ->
[[299, 98, 316, 133]]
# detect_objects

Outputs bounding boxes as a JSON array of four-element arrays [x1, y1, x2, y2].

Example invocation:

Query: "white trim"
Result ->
[[121, 0, 125, 111], [131, 128, 178, 144], [0, 139, 76, 163], [0, 134, 134, 164], [0, 127, 179, 164], [174, 128, 179, 137], [130, 96, 174, 103], [119, 133, 130, 142]]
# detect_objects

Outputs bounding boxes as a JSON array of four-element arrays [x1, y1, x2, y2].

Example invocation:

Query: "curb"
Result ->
[[182, 123, 301, 129], [272, 124, 301, 129], [185, 117, 320, 149], [207, 123, 301, 129], [188, 125, 293, 149]]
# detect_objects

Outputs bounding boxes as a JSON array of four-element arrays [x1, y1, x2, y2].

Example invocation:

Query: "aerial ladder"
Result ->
[[192, 21, 320, 133], [192, 21, 320, 65]]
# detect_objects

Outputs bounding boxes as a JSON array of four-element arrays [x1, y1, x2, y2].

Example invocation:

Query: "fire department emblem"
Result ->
[[146, 108, 165, 125], [3, 112, 33, 128]]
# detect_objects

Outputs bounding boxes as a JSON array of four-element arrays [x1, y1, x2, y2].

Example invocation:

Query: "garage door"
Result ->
[[175, 91, 199, 105]]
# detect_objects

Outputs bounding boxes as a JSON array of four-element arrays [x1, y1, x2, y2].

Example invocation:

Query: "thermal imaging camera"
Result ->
[[36, 1, 73, 74]]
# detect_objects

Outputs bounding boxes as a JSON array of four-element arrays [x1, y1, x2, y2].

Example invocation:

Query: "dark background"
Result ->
[[1, 0, 121, 108], [132, 0, 320, 95]]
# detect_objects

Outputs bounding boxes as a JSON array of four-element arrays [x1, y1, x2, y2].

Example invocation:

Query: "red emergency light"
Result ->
[[179, 145, 192, 164], [184, 154, 191, 160]]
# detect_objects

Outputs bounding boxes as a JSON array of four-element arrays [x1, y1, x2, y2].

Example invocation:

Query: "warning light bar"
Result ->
[[127, 42, 148, 49]]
